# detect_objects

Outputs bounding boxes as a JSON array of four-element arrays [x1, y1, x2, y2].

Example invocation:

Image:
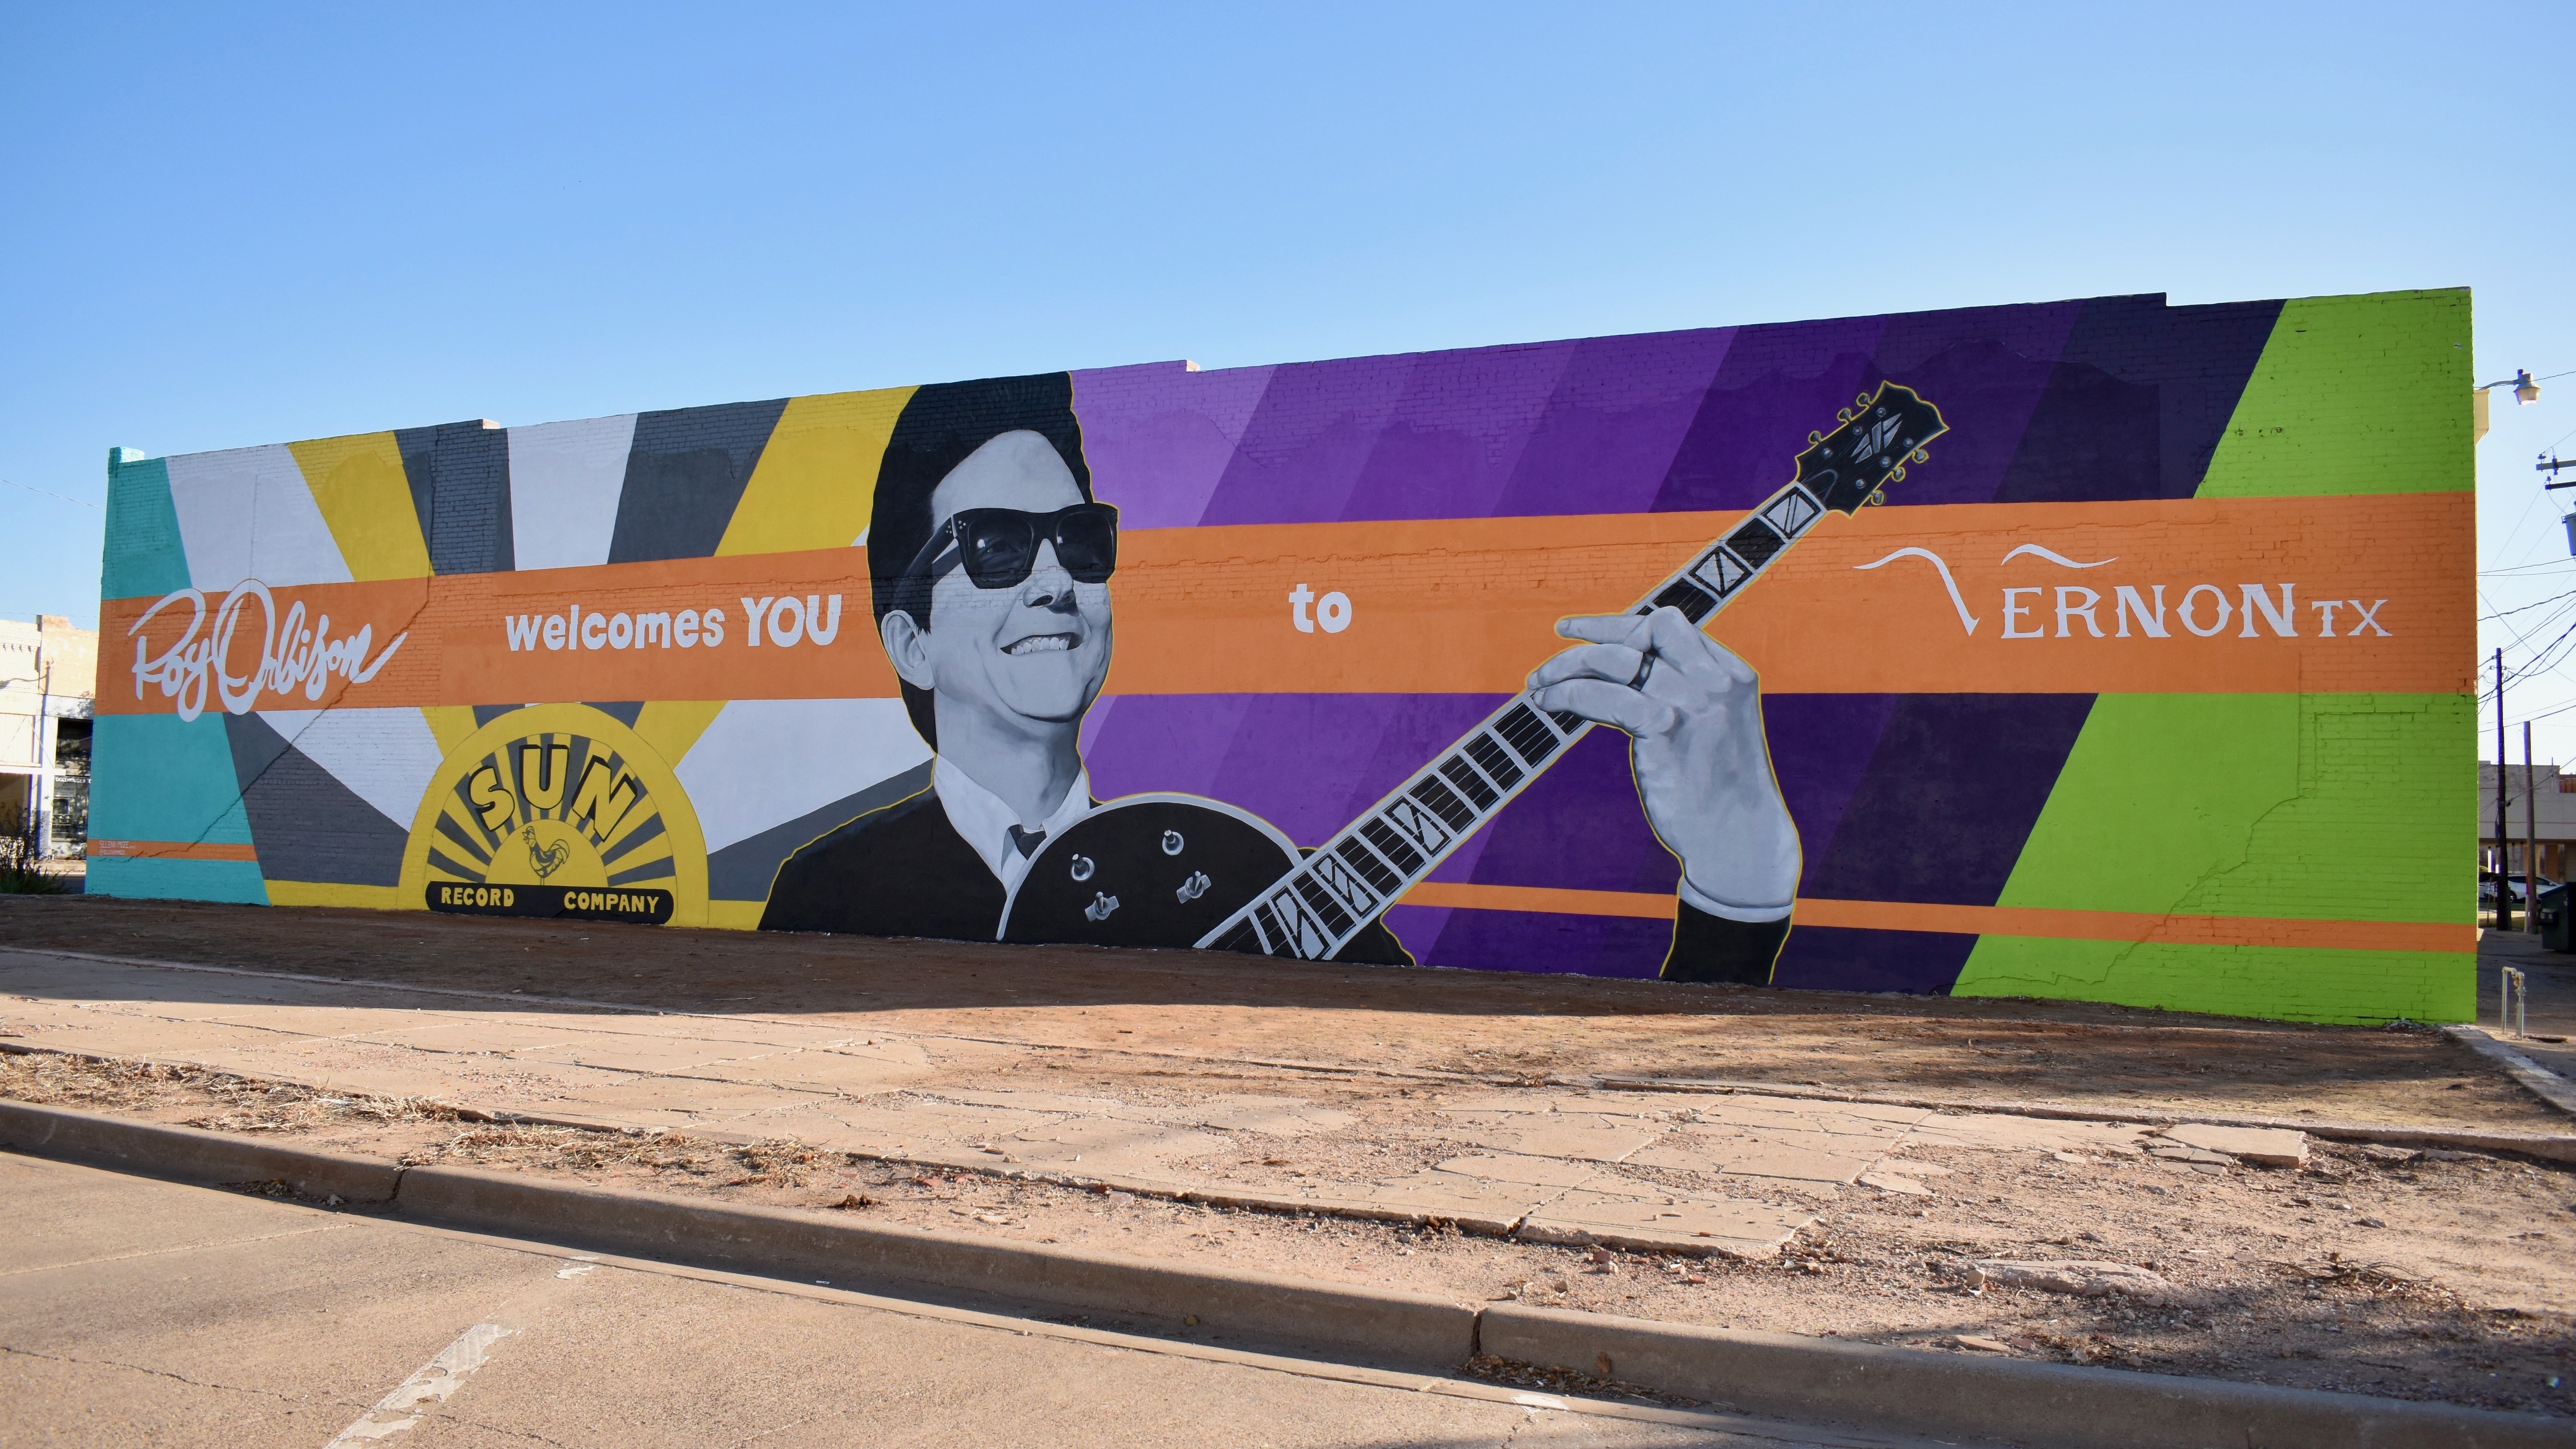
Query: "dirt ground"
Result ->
[[0, 895, 2553, 1132], [9, 1038, 2574, 1417]]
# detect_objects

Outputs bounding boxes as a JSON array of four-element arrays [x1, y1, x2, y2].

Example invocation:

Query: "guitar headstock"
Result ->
[[1792, 382, 1948, 514]]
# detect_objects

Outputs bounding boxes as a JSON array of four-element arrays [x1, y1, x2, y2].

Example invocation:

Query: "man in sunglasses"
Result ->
[[758, 376, 1413, 958], [761, 373, 1792, 984]]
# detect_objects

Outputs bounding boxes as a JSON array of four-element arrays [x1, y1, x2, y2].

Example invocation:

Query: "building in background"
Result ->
[[2480, 761, 2576, 886], [0, 614, 96, 856]]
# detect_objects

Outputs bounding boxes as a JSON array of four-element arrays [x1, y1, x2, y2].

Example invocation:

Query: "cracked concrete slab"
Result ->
[[1517, 1189, 1810, 1258]]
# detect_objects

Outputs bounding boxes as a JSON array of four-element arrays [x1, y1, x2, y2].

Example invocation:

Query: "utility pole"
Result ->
[[2499, 648, 2513, 930], [2528, 720, 2542, 936]]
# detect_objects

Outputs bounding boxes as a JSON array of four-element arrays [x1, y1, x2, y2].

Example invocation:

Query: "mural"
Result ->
[[90, 289, 2477, 1023]]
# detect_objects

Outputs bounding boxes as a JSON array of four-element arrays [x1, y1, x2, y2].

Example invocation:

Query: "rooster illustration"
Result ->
[[523, 826, 571, 881]]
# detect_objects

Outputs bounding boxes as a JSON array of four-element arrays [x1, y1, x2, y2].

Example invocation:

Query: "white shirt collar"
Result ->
[[933, 754, 1093, 892]]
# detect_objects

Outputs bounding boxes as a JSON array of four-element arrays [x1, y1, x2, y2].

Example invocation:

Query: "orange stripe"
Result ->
[[1400, 881, 1678, 919], [86, 839, 259, 863], [97, 493, 2471, 715], [1396, 882, 2472, 953]]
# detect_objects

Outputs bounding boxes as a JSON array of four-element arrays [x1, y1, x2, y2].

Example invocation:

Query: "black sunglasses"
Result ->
[[902, 503, 1119, 591]]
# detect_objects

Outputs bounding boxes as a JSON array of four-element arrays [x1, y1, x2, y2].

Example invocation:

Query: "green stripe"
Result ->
[[1953, 937, 2472, 1025], [2196, 290, 2472, 499], [1954, 691, 2472, 1021]]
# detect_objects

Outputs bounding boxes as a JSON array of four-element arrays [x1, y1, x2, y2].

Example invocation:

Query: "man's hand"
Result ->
[[1527, 607, 1798, 919]]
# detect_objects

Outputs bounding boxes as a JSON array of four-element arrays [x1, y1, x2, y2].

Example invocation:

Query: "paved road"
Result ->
[[0, 1154, 1918, 1449]]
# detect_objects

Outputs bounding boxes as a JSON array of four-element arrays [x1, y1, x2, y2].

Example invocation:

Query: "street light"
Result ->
[[2476, 370, 2542, 443], [2484, 370, 2543, 405]]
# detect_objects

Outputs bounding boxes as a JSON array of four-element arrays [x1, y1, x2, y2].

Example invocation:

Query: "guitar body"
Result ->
[[998, 795, 1292, 950]]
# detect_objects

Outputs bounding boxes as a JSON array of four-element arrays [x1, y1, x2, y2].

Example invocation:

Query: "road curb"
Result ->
[[395, 1163, 1475, 1372], [3, 1099, 2567, 1447], [0, 1099, 402, 1204], [1482, 1304, 2568, 1449], [2443, 1026, 2576, 1120]]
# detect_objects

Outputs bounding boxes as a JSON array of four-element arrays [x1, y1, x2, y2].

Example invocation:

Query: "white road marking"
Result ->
[[323, 1323, 512, 1447]]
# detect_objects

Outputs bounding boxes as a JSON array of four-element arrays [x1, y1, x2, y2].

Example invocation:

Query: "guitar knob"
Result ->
[[1070, 855, 1095, 882], [1161, 830, 1185, 856]]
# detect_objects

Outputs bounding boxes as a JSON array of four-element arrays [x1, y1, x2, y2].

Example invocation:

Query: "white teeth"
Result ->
[[1003, 634, 1077, 656]]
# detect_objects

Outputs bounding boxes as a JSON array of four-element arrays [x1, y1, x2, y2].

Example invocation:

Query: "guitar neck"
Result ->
[[1195, 476, 1838, 960]]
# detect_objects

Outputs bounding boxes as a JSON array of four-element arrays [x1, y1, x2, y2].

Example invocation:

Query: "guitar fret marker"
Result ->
[[1407, 776, 1478, 833], [1691, 547, 1752, 598], [1334, 836, 1403, 895], [1361, 816, 1428, 874], [1189, 383, 1947, 962], [1309, 852, 1378, 916]]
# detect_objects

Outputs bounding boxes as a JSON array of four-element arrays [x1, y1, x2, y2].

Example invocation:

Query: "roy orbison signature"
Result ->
[[126, 580, 406, 722]]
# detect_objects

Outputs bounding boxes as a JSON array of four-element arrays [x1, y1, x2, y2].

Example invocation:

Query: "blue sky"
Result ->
[[5, 4, 2569, 750]]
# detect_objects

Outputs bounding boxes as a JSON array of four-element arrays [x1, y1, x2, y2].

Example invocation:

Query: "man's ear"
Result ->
[[881, 609, 937, 691]]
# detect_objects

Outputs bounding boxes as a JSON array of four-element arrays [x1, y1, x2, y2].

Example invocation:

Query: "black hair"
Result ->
[[866, 372, 1093, 748]]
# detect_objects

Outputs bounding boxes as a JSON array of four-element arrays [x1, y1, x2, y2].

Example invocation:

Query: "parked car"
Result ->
[[2482, 874, 2561, 906]]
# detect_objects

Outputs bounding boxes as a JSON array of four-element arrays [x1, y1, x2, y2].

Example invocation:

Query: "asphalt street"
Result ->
[[0, 1153, 1925, 1449]]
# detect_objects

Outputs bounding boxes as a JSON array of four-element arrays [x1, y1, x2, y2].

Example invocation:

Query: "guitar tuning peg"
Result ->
[[1887, 466, 1908, 483], [1911, 448, 1930, 464], [1807, 431, 1824, 445], [1857, 393, 1873, 408], [1867, 489, 1887, 506], [1836, 408, 1854, 423]]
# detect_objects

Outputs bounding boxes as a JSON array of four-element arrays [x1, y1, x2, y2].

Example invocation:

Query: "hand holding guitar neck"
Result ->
[[1000, 382, 1948, 963], [1529, 606, 1798, 920]]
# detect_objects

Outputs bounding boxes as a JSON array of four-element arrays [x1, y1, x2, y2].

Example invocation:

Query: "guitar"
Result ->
[[997, 382, 1949, 957]]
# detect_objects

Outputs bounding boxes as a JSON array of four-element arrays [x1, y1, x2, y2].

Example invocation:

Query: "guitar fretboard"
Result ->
[[1195, 477, 1838, 960]]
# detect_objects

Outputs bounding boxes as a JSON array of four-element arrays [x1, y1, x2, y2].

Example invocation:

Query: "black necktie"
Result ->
[[1007, 825, 1046, 859]]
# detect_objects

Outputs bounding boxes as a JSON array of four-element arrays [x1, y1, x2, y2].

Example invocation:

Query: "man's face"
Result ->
[[912, 430, 1113, 732]]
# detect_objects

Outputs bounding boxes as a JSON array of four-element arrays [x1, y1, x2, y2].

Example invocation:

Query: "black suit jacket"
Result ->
[[760, 785, 1787, 981]]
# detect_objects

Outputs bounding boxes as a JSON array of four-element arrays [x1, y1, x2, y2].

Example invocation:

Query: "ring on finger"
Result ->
[[1629, 651, 1655, 688]]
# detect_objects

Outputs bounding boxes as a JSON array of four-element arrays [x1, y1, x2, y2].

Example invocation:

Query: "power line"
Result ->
[[0, 477, 101, 511], [2485, 588, 2576, 621]]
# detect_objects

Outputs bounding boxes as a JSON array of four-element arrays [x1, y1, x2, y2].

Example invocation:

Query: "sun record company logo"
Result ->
[[127, 581, 405, 721], [398, 703, 709, 927], [499, 594, 843, 652]]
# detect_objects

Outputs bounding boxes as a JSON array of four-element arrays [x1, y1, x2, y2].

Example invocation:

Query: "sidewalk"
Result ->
[[7, 907, 2576, 1412], [0, 946, 2182, 1257]]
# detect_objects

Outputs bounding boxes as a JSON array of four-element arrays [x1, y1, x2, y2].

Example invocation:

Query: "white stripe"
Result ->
[[673, 697, 932, 852], [508, 414, 637, 571], [323, 1322, 511, 1447], [167, 443, 356, 593]]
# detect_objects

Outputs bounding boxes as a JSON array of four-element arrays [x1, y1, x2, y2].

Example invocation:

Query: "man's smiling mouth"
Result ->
[[1002, 633, 1081, 656]]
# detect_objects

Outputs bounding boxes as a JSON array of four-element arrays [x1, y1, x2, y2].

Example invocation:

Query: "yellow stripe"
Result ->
[[288, 432, 433, 580], [420, 706, 479, 755], [715, 387, 916, 557]]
